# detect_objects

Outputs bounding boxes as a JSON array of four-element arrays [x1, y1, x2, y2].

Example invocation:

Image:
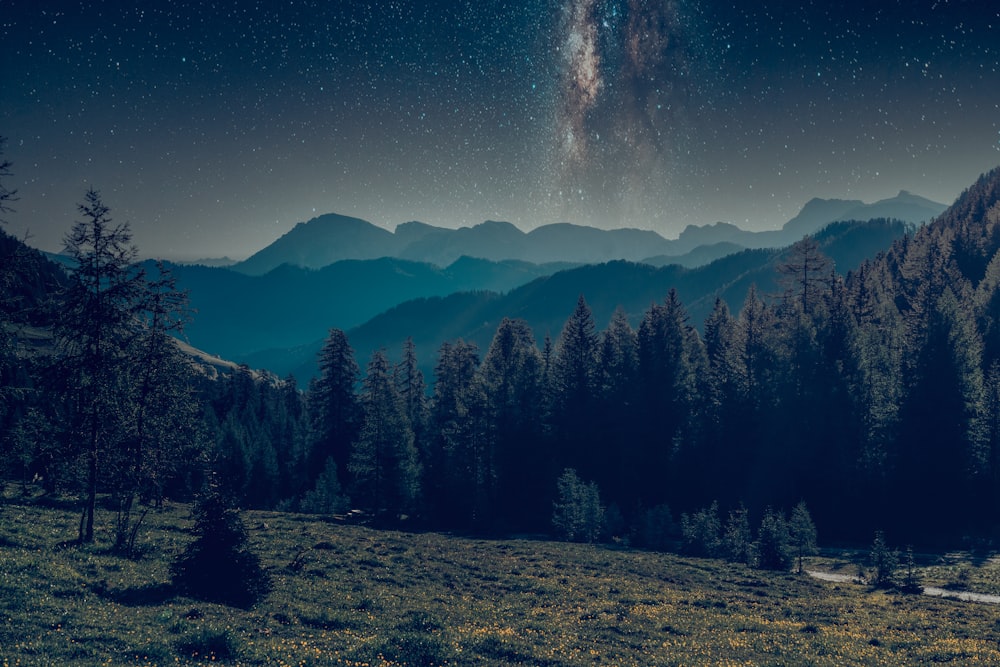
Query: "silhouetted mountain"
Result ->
[[232, 213, 399, 275], [230, 191, 942, 274], [674, 191, 944, 253]]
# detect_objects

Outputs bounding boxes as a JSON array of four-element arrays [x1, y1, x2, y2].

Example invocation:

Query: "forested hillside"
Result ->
[[2, 153, 1000, 549]]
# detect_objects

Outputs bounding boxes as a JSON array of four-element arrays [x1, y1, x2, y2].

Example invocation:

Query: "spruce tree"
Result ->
[[171, 482, 271, 607], [550, 296, 600, 476], [308, 329, 361, 487], [756, 507, 792, 570], [349, 350, 421, 522], [788, 501, 819, 573], [551, 468, 603, 543], [480, 318, 544, 530]]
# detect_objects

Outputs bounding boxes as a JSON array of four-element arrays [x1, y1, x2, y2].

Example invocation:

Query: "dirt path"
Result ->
[[806, 570, 1000, 605]]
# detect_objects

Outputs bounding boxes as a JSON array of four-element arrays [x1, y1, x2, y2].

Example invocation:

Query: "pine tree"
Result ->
[[308, 329, 361, 488], [396, 337, 427, 453], [788, 501, 819, 573], [756, 507, 792, 570], [427, 340, 488, 529], [723, 503, 753, 564], [869, 530, 897, 588], [113, 261, 201, 555], [0, 136, 16, 225], [680, 501, 722, 558], [551, 468, 603, 543], [480, 318, 544, 530], [550, 296, 599, 476], [171, 481, 271, 608], [300, 457, 349, 515], [636, 290, 704, 506], [53, 188, 147, 543], [776, 236, 834, 315], [349, 350, 421, 522], [595, 308, 641, 506], [895, 286, 988, 535]]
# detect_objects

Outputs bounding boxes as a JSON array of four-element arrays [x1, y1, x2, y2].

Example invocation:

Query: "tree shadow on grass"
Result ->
[[95, 580, 176, 606]]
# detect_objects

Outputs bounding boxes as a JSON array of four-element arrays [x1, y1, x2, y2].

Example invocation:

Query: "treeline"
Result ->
[[253, 166, 1000, 545], [3, 144, 1000, 548]]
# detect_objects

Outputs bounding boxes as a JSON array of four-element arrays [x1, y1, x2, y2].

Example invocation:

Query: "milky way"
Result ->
[[547, 0, 700, 227], [1, 1, 998, 260]]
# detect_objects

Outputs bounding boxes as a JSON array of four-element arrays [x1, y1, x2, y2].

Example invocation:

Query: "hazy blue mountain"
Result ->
[[271, 217, 910, 381], [780, 197, 867, 238], [397, 220, 529, 265], [175, 257, 237, 268], [642, 242, 747, 268], [226, 191, 944, 274], [154, 255, 571, 360], [674, 190, 944, 253], [232, 213, 400, 275], [521, 223, 674, 264]]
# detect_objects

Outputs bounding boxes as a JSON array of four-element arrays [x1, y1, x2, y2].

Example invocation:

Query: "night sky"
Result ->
[[2, 1, 998, 260]]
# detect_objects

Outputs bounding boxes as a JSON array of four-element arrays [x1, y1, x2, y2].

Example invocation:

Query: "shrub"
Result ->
[[171, 483, 271, 608]]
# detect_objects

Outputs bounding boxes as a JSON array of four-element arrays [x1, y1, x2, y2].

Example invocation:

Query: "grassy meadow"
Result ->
[[2, 487, 1000, 666]]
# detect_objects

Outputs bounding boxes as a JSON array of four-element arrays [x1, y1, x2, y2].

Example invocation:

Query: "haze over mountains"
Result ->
[[231, 191, 945, 274], [265, 218, 913, 380], [14, 189, 945, 381]]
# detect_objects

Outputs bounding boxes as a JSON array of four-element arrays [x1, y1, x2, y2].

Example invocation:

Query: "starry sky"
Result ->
[[2, 0, 999, 260]]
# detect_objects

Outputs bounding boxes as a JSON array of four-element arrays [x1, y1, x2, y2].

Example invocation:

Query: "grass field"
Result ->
[[2, 487, 1000, 666]]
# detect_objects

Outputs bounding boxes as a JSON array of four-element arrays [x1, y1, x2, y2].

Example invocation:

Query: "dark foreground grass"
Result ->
[[2, 488, 999, 666]]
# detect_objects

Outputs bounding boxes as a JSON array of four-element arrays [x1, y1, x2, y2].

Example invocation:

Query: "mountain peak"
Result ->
[[232, 213, 395, 275]]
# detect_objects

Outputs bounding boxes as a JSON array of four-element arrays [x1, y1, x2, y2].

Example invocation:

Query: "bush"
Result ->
[[171, 483, 271, 608]]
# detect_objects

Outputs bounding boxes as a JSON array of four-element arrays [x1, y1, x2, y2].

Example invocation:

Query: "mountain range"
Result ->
[[8, 189, 945, 381], [231, 191, 944, 274], [156, 256, 576, 359], [244, 218, 913, 380]]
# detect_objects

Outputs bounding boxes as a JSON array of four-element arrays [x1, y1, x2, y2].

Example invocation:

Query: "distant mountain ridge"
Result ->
[[255, 217, 914, 380], [231, 192, 945, 274], [153, 255, 576, 360], [671, 191, 945, 253]]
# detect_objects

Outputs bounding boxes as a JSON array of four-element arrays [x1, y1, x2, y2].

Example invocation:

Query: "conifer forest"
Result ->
[[5, 144, 1000, 552]]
